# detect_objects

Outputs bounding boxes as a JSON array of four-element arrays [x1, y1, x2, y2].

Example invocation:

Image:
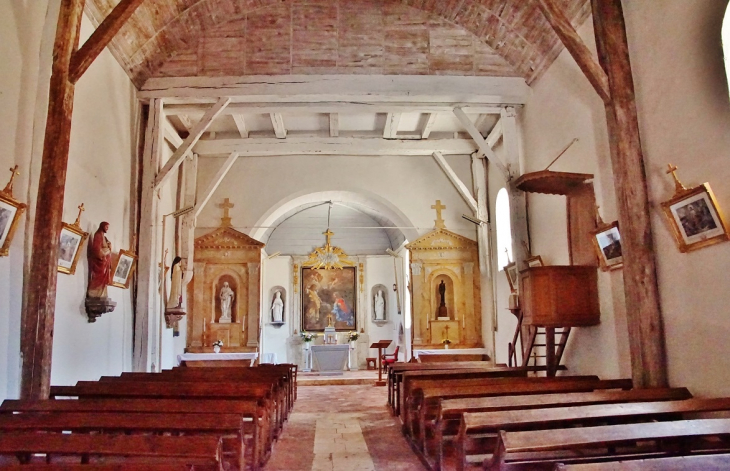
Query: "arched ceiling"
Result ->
[[85, 0, 591, 88]]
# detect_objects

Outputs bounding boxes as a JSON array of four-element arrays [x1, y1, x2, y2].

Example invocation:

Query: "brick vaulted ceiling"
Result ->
[[85, 0, 591, 89]]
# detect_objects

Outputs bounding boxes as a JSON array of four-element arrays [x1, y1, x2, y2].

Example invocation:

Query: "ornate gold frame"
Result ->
[[661, 183, 729, 253], [591, 220, 623, 271], [504, 262, 519, 292], [111, 249, 137, 289], [57, 221, 89, 275], [0, 192, 26, 257]]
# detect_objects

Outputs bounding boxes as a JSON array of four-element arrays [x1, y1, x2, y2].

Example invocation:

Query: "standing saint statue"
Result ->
[[437, 279, 448, 318], [218, 281, 234, 323], [87, 221, 112, 299], [166, 256, 184, 311], [374, 289, 385, 320], [271, 291, 284, 323]]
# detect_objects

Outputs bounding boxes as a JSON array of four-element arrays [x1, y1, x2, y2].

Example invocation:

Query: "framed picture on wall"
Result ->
[[0, 191, 26, 257], [504, 262, 519, 293], [661, 183, 729, 253], [525, 255, 544, 268], [591, 221, 623, 271], [111, 249, 137, 288], [301, 266, 356, 331], [57, 222, 89, 275]]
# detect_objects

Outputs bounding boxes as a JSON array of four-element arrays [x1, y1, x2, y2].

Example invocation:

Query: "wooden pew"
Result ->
[[432, 387, 691, 471], [554, 453, 730, 470], [464, 398, 730, 471], [387, 362, 495, 410], [0, 412, 247, 470], [0, 398, 270, 469], [484, 418, 730, 470], [0, 466, 206, 471], [398, 368, 530, 420], [0, 433, 223, 470]]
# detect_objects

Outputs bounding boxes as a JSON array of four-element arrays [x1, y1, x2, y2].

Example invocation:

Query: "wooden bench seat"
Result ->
[[467, 399, 730, 471], [0, 433, 223, 470], [554, 453, 730, 470], [0, 398, 270, 469], [0, 413, 245, 469], [484, 418, 730, 470], [431, 387, 691, 471]]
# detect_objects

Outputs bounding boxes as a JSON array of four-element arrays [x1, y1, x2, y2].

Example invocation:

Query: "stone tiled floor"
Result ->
[[264, 384, 425, 471]]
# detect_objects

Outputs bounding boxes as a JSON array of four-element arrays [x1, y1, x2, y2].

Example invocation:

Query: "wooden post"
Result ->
[[591, 0, 667, 387], [21, 0, 86, 400]]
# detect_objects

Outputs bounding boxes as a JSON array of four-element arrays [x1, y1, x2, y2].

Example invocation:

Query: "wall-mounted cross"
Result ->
[[2, 165, 20, 196], [431, 199, 446, 229], [219, 198, 234, 227], [666, 163, 687, 194], [74, 203, 85, 227]]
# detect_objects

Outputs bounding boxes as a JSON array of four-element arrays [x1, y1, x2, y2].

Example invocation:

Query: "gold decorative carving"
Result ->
[[302, 229, 355, 270]]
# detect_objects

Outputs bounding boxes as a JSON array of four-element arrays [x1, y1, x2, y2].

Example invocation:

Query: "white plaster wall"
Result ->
[[623, 0, 730, 396], [364, 256, 399, 360], [261, 256, 293, 364], [0, 0, 51, 401], [49, 14, 138, 385]]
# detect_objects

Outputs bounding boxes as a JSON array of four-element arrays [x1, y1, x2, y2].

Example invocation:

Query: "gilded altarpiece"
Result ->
[[186, 227, 264, 353], [407, 229, 482, 348]]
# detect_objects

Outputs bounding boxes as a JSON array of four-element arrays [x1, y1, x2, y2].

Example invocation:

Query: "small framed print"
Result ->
[[111, 249, 137, 289], [504, 262, 519, 292], [58, 222, 88, 275], [525, 255, 544, 268], [661, 183, 729, 253], [591, 221, 623, 271], [0, 192, 26, 257]]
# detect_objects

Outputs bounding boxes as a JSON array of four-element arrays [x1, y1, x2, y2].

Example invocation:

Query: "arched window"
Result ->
[[723, 5, 730, 93], [495, 188, 513, 270]]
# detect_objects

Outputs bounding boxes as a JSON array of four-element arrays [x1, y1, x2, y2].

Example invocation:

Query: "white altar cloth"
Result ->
[[413, 348, 490, 359], [311, 344, 349, 376], [176, 352, 258, 366]]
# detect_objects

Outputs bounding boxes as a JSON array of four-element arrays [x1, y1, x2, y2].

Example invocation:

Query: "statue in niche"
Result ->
[[219, 281, 234, 324], [374, 290, 385, 320], [166, 256, 184, 311], [271, 291, 284, 323], [437, 279, 448, 318], [87, 221, 112, 298]]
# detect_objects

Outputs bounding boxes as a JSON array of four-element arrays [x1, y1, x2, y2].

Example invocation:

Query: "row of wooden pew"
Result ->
[[386, 361, 730, 470], [0, 363, 297, 470]]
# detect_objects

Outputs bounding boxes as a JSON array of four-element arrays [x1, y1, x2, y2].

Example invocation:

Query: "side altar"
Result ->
[[186, 209, 264, 353]]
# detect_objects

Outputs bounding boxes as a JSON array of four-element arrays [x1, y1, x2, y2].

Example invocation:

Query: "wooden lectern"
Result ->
[[370, 340, 392, 386]]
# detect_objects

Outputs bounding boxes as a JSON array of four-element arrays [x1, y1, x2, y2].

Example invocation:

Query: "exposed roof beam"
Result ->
[[69, 0, 146, 83], [163, 121, 183, 148], [164, 102, 507, 117], [486, 119, 503, 148], [535, 0, 611, 103], [194, 152, 239, 218], [421, 113, 438, 139], [329, 113, 339, 137], [140, 75, 530, 105], [453, 107, 510, 180], [194, 136, 477, 156], [432, 151, 479, 214], [154, 97, 230, 190], [232, 114, 248, 138], [177, 114, 193, 131], [270, 113, 287, 139], [384, 113, 402, 139]]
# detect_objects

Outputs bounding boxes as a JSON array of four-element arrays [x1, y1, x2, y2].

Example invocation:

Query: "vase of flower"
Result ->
[[212, 340, 223, 354], [442, 339, 451, 350]]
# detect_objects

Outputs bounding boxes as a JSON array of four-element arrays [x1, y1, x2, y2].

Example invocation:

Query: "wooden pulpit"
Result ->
[[370, 340, 392, 386]]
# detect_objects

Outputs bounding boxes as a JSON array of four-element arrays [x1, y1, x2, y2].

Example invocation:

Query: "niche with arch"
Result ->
[[371, 284, 389, 325], [432, 274, 455, 320], [214, 274, 239, 323], [269, 286, 287, 326]]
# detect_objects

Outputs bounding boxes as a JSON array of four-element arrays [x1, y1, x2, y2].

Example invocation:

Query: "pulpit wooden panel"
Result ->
[[520, 266, 600, 327]]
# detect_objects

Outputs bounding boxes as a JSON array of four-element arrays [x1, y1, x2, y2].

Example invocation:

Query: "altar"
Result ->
[[311, 344, 349, 376], [176, 352, 258, 367], [413, 348, 490, 363]]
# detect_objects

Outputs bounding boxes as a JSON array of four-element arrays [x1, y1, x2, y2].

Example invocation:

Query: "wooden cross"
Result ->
[[218, 198, 234, 227], [2, 165, 20, 196], [666, 163, 687, 194], [73, 203, 85, 227], [431, 199, 446, 229]]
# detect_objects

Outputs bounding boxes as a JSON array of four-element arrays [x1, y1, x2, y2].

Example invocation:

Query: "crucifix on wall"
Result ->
[[219, 198, 234, 227], [432, 199, 446, 229]]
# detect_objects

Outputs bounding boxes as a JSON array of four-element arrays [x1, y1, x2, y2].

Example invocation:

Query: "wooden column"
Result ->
[[591, 0, 667, 387], [500, 108, 530, 267], [21, 0, 86, 400]]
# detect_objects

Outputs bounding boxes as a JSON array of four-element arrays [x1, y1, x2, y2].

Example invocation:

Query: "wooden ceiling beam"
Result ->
[[485, 119, 503, 148], [270, 113, 287, 139], [453, 107, 510, 180], [154, 97, 230, 190], [329, 113, 339, 137], [194, 152, 239, 218], [383, 113, 402, 139], [432, 151, 479, 214], [231, 114, 248, 138], [69, 0, 146, 83], [535, 0, 611, 103], [421, 113, 438, 139]]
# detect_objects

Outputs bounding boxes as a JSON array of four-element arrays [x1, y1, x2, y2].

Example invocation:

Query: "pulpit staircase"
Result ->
[[508, 310, 571, 375]]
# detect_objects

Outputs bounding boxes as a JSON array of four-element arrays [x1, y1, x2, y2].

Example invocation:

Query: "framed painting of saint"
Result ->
[[661, 183, 729, 253], [301, 267, 356, 332], [111, 249, 137, 288], [0, 191, 26, 257], [57, 222, 88, 275]]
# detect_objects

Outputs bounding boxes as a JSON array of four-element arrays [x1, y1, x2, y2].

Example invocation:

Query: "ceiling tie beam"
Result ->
[[453, 107, 510, 180], [194, 152, 239, 218], [432, 151, 479, 214], [534, 0, 611, 103]]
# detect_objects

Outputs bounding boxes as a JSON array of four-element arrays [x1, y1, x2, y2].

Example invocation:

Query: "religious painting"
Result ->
[[0, 193, 25, 257], [525, 255, 544, 268], [504, 262, 519, 293], [57, 222, 89, 275], [661, 183, 729, 253], [301, 267, 356, 332], [111, 249, 137, 288], [591, 221, 623, 271]]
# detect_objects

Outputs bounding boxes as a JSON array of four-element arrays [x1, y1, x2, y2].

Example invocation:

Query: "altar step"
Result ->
[[298, 370, 381, 386]]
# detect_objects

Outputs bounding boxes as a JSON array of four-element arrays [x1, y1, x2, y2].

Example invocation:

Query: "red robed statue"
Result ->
[[87, 221, 112, 298]]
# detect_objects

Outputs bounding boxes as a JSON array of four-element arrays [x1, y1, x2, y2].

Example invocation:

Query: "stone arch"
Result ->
[[209, 265, 247, 326], [426, 267, 461, 320]]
